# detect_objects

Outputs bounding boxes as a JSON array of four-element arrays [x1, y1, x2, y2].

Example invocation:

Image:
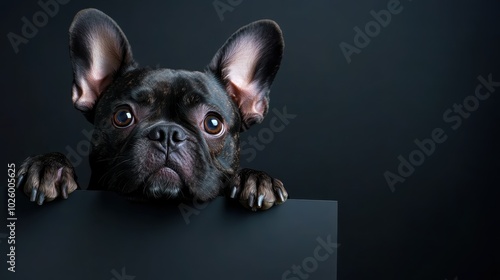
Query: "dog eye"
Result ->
[[113, 108, 134, 128], [203, 114, 224, 135]]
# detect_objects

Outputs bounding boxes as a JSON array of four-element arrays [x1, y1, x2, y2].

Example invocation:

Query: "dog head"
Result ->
[[68, 9, 283, 201]]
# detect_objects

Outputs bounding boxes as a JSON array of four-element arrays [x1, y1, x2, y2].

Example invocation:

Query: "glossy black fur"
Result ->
[[88, 68, 241, 201], [17, 8, 288, 211]]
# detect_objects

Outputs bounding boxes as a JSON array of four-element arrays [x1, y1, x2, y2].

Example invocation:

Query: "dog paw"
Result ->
[[229, 168, 288, 211], [17, 152, 78, 205]]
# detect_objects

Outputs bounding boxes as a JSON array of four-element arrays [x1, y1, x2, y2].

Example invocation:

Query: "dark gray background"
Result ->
[[1, 0, 499, 279]]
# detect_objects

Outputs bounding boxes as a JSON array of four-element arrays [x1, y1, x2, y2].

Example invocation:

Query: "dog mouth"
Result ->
[[157, 166, 180, 178], [141, 164, 185, 199], [132, 137, 199, 199]]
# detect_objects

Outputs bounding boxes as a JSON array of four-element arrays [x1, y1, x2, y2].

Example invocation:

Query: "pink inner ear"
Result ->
[[229, 81, 267, 122], [72, 73, 114, 112], [88, 26, 123, 86], [223, 34, 269, 120], [224, 35, 263, 91], [72, 82, 96, 112], [72, 25, 124, 111]]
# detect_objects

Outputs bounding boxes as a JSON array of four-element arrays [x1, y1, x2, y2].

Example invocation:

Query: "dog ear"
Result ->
[[69, 8, 135, 123], [208, 20, 284, 131]]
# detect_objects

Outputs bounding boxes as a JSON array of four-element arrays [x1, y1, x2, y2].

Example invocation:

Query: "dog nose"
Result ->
[[147, 124, 187, 148]]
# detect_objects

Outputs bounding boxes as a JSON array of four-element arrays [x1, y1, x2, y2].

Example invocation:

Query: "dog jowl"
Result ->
[[16, 8, 288, 211]]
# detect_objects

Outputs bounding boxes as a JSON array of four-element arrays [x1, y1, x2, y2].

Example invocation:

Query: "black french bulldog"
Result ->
[[16, 8, 288, 211]]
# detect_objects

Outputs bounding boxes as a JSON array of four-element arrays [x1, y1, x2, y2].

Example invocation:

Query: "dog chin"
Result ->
[[143, 181, 182, 199], [142, 167, 184, 199]]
